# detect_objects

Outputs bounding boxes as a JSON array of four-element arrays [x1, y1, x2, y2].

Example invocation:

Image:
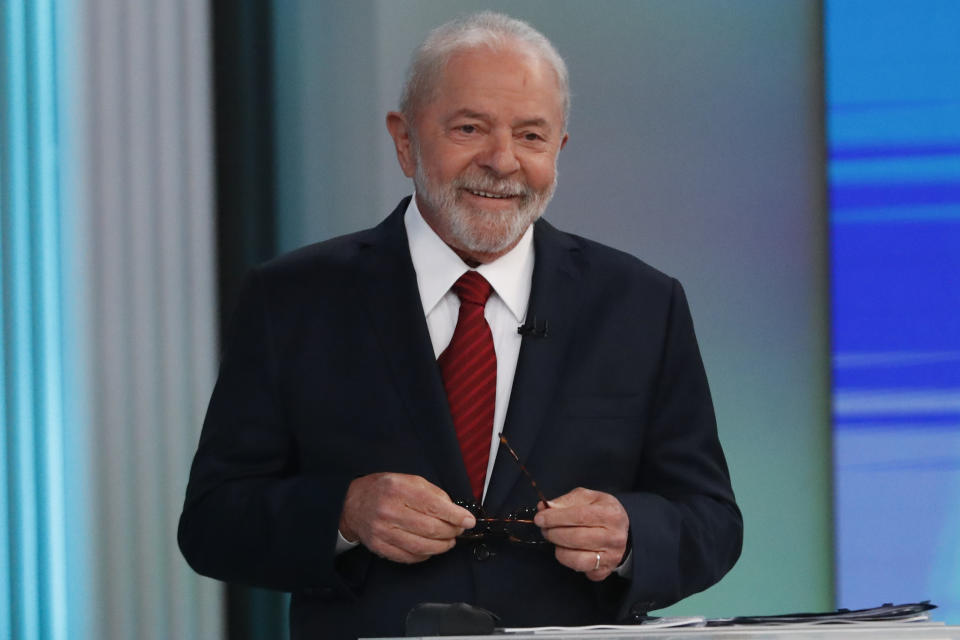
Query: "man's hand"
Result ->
[[339, 473, 476, 564], [533, 487, 630, 582]]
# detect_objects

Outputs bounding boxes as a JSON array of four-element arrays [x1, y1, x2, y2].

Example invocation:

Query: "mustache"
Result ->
[[452, 172, 533, 200]]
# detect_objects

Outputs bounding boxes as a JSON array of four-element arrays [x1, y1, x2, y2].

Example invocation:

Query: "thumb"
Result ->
[[548, 487, 596, 508]]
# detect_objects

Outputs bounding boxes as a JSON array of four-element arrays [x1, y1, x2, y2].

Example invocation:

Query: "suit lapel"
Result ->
[[484, 219, 585, 513], [353, 199, 473, 501]]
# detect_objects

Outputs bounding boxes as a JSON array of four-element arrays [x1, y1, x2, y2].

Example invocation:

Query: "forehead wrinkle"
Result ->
[[448, 108, 492, 123], [513, 117, 550, 130]]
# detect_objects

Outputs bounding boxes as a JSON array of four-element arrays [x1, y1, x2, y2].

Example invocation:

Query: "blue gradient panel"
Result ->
[[828, 0, 960, 624], [2, 0, 72, 638]]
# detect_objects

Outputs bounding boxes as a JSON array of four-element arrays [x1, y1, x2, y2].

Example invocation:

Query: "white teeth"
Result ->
[[469, 190, 512, 199]]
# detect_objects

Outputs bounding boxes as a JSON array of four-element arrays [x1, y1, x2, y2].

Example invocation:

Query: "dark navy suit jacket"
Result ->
[[178, 198, 742, 639]]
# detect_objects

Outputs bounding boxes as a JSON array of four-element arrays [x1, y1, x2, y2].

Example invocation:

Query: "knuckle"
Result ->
[[406, 538, 429, 555], [372, 503, 393, 522], [424, 521, 443, 539], [375, 474, 395, 495], [373, 520, 401, 543], [382, 472, 414, 495], [424, 500, 443, 519]]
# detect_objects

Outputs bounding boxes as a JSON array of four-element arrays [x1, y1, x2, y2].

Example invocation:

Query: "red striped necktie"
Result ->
[[438, 271, 497, 502]]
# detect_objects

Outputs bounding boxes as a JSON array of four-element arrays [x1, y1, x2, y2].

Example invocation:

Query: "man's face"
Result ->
[[389, 45, 568, 263]]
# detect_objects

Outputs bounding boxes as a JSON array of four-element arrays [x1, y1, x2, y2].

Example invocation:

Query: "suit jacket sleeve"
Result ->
[[177, 267, 350, 593], [613, 278, 742, 619]]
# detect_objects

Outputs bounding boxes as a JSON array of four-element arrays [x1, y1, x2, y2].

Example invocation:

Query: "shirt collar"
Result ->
[[404, 194, 534, 323]]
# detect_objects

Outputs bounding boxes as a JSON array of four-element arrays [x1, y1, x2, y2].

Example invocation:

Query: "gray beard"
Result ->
[[412, 149, 557, 256]]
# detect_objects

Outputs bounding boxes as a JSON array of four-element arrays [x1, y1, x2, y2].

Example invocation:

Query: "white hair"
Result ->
[[399, 11, 570, 128]]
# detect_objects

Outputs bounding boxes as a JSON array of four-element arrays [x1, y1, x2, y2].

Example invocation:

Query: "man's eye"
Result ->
[[459, 124, 476, 134], [524, 132, 543, 142]]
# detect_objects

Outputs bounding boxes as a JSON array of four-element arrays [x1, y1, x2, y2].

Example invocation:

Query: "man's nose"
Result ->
[[476, 132, 520, 176]]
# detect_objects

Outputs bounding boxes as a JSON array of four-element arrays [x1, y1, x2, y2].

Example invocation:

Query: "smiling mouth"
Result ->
[[465, 189, 520, 199]]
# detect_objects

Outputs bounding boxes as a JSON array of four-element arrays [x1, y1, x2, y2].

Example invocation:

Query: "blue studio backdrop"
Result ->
[[828, 0, 960, 623]]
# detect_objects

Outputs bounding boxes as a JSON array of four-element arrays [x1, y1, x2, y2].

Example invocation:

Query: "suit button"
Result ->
[[473, 544, 492, 561]]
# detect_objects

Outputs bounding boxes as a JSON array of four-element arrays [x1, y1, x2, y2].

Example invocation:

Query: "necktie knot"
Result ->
[[452, 271, 493, 307]]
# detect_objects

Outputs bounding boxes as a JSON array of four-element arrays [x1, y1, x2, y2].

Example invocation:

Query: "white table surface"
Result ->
[[377, 621, 960, 640]]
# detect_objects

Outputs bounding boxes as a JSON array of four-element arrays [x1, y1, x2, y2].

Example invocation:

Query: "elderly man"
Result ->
[[179, 12, 741, 640]]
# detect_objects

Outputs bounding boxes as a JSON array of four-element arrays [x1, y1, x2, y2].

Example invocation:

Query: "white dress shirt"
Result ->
[[404, 195, 534, 500]]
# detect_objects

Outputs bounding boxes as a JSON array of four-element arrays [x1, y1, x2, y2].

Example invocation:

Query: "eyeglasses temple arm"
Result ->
[[499, 434, 550, 506]]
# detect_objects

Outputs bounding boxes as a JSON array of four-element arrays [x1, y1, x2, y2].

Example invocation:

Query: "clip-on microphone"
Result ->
[[517, 315, 549, 338]]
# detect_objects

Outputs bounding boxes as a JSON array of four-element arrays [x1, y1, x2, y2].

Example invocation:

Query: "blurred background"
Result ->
[[1, 0, 957, 638]]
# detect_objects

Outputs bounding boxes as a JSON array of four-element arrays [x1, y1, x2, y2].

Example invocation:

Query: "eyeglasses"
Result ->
[[456, 434, 549, 545]]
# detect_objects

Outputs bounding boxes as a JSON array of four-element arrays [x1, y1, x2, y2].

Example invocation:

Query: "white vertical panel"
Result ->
[[73, 0, 223, 638], [88, 0, 135, 635], [155, 2, 191, 637], [180, 4, 221, 636]]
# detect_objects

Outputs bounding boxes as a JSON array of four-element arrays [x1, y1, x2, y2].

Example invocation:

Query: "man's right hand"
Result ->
[[338, 473, 476, 564]]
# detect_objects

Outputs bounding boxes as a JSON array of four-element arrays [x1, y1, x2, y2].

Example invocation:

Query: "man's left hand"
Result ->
[[533, 487, 630, 582]]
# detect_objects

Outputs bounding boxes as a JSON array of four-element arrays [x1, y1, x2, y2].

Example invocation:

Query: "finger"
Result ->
[[368, 538, 431, 564], [541, 524, 611, 550], [546, 486, 601, 509], [375, 474, 475, 530], [536, 496, 628, 532], [363, 491, 466, 541], [535, 503, 607, 528], [555, 546, 612, 576], [584, 568, 614, 582], [547, 530, 628, 566], [389, 507, 467, 541], [394, 477, 477, 529], [541, 524, 629, 558], [342, 475, 460, 543], [408, 492, 476, 529], [369, 524, 458, 560]]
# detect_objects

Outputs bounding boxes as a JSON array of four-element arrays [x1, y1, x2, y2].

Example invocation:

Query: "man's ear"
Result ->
[[386, 111, 416, 178]]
